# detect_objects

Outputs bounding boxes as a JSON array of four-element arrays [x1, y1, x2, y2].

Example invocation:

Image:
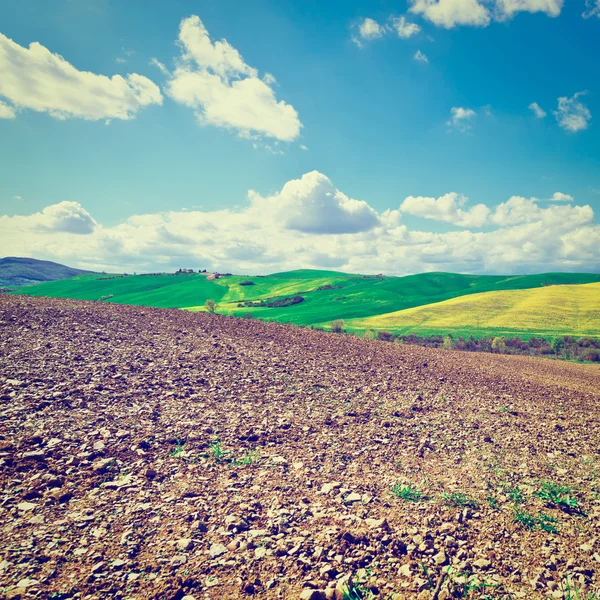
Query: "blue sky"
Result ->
[[0, 0, 598, 274]]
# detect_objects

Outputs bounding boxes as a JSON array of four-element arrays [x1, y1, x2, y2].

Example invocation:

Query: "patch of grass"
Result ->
[[209, 439, 228, 463], [559, 577, 600, 600], [513, 507, 559, 533], [536, 481, 579, 512], [486, 496, 499, 510], [341, 580, 375, 600], [392, 483, 423, 502], [441, 492, 478, 509], [504, 485, 524, 504], [232, 450, 258, 466], [170, 440, 185, 458]]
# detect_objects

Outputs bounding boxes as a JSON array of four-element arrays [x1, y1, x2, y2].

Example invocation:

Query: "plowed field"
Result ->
[[1, 296, 599, 599]]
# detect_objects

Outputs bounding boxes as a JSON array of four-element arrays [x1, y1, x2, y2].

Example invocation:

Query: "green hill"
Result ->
[[10, 269, 600, 339]]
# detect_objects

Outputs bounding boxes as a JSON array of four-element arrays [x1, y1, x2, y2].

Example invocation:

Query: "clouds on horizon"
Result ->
[[1, 172, 596, 276]]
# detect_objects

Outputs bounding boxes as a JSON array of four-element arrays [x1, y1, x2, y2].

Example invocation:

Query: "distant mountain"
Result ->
[[0, 257, 94, 287]]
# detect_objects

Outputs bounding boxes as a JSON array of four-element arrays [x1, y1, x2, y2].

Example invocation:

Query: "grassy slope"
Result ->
[[347, 282, 600, 339], [11, 270, 600, 336]]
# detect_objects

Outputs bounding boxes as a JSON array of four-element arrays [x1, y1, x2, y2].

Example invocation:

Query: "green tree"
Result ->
[[443, 335, 454, 350], [330, 319, 345, 333], [491, 337, 507, 353], [205, 299, 217, 314]]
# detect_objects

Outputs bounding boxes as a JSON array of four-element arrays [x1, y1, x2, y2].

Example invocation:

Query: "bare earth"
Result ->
[[1, 296, 599, 600]]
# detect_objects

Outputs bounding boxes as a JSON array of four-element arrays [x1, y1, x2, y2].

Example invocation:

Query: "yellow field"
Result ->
[[348, 282, 600, 337]]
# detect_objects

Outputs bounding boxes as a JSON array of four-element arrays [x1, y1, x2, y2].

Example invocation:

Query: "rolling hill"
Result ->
[[0, 256, 94, 287], [347, 282, 600, 339], [9, 267, 600, 338]]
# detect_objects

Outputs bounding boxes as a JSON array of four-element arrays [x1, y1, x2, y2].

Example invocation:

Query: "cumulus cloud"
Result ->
[[0, 99, 15, 119], [583, 0, 600, 18], [494, 0, 563, 19], [0, 32, 162, 121], [529, 102, 547, 119], [357, 18, 386, 40], [408, 0, 563, 28], [554, 91, 592, 133], [548, 192, 574, 202], [248, 171, 380, 234], [446, 107, 477, 132], [413, 50, 429, 63], [408, 0, 491, 28], [400, 193, 490, 227], [490, 196, 592, 227], [1, 176, 598, 276], [0, 201, 96, 235], [391, 16, 422, 38], [165, 15, 301, 141]]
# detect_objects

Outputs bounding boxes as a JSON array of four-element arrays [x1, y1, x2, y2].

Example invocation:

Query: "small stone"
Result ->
[[473, 558, 491, 569], [92, 457, 115, 473], [255, 546, 268, 559], [300, 589, 325, 600], [225, 515, 249, 531], [170, 555, 187, 566], [434, 550, 447, 566], [209, 543, 227, 558], [17, 502, 36, 512], [177, 538, 193, 551], [399, 563, 412, 577], [16, 578, 39, 589], [345, 492, 362, 503], [365, 518, 388, 530], [111, 559, 127, 569]]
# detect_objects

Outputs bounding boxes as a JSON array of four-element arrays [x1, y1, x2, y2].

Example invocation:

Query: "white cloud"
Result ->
[[408, 0, 491, 28], [494, 0, 563, 19], [149, 58, 169, 75], [548, 192, 574, 202], [408, 0, 563, 28], [0, 32, 162, 121], [490, 195, 592, 226], [248, 171, 380, 234], [554, 91, 591, 133], [0, 201, 96, 235], [0, 99, 15, 119], [583, 0, 600, 18], [299, 144, 309, 151], [13, 195, 23, 201], [528, 102, 547, 118], [400, 192, 490, 227], [392, 16, 422, 38], [414, 50, 429, 62], [1, 177, 597, 276], [358, 18, 386, 40], [166, 16, 301, 142], [446, 107, 477, 132]]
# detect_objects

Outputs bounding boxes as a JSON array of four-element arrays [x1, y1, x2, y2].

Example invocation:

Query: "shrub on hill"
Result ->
[[330, 319, 345, 333], [391, 333, 600, 362], [239, 280, 255, 286]]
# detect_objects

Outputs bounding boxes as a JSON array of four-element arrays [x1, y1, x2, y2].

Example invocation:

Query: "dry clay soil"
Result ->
[[1, 296, 600, 600]]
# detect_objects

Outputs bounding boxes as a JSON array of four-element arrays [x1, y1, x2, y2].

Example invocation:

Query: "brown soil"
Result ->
[[1, 295, 599, 600]]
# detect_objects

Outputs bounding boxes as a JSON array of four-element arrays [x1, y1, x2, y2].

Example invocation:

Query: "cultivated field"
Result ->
[[1, 296, 600, 599], [348, 283, 600, 340], [11, 270, 600, 339]]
